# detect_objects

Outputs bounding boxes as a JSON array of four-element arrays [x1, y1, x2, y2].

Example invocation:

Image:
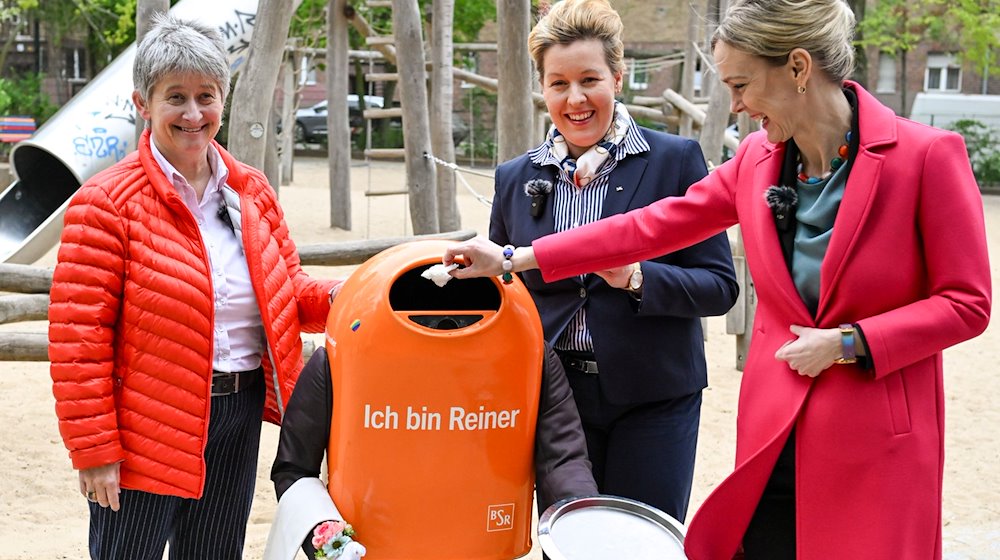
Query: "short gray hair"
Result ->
[[712, 0, 856, 83], [133, 13, 231, 103]]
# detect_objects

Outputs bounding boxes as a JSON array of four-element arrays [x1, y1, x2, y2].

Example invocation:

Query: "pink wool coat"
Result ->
[[532, 82, 991, 559]]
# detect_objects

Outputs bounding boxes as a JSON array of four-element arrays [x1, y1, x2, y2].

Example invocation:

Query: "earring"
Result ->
[[797, 85, 807, 94]]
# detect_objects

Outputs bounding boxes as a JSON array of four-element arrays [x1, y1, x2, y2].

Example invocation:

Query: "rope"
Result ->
[[423, 152, 494, 207]]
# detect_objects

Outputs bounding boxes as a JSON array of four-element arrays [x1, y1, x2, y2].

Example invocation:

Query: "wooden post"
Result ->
[[328, 0, 352, 230], [430, 0, 460, 231], [679, 2, 700, 138], [496, 0, 533, 162], [726, 226, 756, 371], [699, 68, 731, 169], [264, 114, 281, 191], [730, 113, 760, 370], [279, 42, 297, 186], [227, 0, 297, 170], [393, 0, 438, 234]]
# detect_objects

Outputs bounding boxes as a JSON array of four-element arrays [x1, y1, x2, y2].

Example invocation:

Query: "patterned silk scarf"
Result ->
[[547, 101, 632, 188]]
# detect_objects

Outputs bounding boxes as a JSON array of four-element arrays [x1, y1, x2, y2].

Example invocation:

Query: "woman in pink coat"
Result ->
[[444, 0, 991, 557]]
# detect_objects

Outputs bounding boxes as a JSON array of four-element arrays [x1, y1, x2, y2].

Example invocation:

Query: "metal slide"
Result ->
[[0, 0, 260, 263]]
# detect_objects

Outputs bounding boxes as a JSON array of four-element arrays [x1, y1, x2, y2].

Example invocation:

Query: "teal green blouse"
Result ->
[[793, 163, 850, 314]]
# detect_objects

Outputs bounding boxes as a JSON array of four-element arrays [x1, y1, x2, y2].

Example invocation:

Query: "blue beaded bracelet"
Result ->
[[501, 245, 515, 284]]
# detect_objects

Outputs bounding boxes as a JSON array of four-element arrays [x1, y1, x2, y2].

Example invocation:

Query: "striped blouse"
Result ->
[[527, 121, 651, 352]]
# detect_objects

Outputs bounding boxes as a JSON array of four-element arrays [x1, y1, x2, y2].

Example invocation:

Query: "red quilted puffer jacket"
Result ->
[[48, 130, 337, 498]]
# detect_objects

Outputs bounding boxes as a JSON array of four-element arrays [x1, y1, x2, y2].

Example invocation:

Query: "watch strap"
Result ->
[[834, 323, 857, 364]]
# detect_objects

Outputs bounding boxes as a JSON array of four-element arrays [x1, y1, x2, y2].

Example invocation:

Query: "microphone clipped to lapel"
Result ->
[[524, 178, 553, 219]]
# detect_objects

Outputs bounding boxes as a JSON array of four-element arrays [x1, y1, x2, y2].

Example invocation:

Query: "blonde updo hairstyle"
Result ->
[[528, 0, 626, 81], [712, 0, 856, 82]]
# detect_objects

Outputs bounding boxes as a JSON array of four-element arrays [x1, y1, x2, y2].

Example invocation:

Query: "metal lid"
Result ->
[[537, 495, 687, 559]]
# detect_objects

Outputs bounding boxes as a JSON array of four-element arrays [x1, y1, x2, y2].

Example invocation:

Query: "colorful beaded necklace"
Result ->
[[797, 131, 852, 184]]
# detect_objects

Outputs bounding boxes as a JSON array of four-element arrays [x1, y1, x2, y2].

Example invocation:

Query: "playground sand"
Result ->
[[1, 156, 997, 559]]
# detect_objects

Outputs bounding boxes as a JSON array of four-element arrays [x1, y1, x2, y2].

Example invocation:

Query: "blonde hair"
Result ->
[[528, 0, 625, 80], [712, 0, 856, 82]]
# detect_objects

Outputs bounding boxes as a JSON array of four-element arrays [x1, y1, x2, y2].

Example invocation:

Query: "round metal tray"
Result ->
[[537, 495, 687, 559]]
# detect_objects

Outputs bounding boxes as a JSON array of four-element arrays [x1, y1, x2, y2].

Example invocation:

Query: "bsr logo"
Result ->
[[487, 503, 515, 532]]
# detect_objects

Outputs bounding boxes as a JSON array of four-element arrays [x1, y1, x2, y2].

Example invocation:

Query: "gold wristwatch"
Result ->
[[626, 263, 643, 294]]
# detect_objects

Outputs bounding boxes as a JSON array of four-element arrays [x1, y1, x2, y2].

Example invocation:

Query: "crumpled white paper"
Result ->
[[421, 263, 459, 287]]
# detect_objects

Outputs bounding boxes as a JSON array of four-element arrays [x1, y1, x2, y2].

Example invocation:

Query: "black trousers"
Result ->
[[742, 430, 797, 560], [88, 379, 265, 560], [562, 357, 701, 523]]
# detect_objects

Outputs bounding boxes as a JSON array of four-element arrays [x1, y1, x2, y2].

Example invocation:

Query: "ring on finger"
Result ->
[[86, 490, 97, 502]]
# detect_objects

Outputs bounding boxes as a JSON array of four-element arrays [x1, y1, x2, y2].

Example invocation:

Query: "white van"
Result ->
[[909, 92, 1000, 130]]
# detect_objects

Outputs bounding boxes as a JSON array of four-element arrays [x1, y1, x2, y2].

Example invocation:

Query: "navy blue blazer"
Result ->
[[490, 128, 739, 405]]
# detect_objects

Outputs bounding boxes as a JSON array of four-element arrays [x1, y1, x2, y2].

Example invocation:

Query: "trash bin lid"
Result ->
[[538, 495, 687, 559]]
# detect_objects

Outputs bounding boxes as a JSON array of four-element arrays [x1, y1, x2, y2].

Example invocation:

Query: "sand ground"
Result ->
[[1, 155, 997, 559]]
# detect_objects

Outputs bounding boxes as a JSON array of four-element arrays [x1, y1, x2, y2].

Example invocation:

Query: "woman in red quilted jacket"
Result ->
[[47, 14, 340, 560]]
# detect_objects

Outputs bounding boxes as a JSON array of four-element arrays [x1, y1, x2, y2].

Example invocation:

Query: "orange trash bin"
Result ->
[[324, 240, 544, 559]]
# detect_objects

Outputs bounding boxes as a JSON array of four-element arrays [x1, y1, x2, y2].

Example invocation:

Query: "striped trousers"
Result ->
[[88, 379, 265, 560]]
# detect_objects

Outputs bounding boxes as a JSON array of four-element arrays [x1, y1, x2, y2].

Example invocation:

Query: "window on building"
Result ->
[[628, 58, 648, 91], [298, 55, 317, 86], [876, 53, 896, 93], [63, 47, 86, 81], [925, 53, 961, 92]]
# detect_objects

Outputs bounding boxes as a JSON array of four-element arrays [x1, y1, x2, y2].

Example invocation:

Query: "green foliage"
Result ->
[[927, 0, 1000, 80], [857, 0, 937, 55], [948, 119, 1000, 187], [0, 73, 58, 123], [451, 0, 495, 43], [290, 0, 497, 54], [458, 86, 497, 161]]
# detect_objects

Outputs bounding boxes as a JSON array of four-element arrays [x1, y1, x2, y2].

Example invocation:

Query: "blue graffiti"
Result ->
[[73, 130, 128, 162], [218, 10, 256, 55]]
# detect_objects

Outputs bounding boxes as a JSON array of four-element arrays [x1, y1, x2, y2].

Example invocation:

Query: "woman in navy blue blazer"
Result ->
[[490, 0, 738, 523]]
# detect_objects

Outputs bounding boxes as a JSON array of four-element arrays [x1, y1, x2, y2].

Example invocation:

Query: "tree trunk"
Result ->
[[700, 69, 731, 169], [134, 0, 169, 143], [328, 0, 352, 230], [900, 49, 909, 117], [264, 114, 281, 191], [393, 0, 439, 234], [431, 0, 460, 231], [280, 46, 297, 185], [226, 0, 296, 171], [496, 0, 534, 162], [847, 0, 868, 84], [679, 3, 701, 138]]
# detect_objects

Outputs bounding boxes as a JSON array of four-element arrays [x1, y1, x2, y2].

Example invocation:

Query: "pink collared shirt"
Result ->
[[149, 139, 264, 373]]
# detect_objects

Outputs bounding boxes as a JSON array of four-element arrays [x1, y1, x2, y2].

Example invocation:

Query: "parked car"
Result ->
[[293, 95, 470, 147], [293, 94, 385, 144]]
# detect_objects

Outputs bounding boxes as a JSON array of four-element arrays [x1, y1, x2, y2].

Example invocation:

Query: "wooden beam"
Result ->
[[453, 43, 497, 51], [0, 333, 48, 361], [297, 229, 476, 266], [0, 294, 48, 323], [0, 263, 52, 293]]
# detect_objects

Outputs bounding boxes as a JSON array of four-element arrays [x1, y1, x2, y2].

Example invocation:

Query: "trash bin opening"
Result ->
[[389, 264, 501, 329]]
